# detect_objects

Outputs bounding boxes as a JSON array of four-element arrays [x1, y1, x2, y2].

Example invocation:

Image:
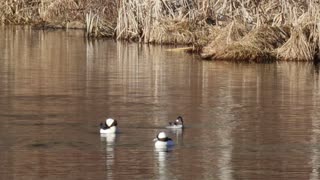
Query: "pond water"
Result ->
[[1, 26, 320, 180]]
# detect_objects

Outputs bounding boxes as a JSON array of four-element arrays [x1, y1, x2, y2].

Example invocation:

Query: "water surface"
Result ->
[[1, 26, 320, 180]]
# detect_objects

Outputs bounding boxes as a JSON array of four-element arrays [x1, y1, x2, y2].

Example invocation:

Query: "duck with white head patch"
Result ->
[[154, 132, 174, 148], [100, 118, 118, 134], [166, 116, 184, 129]]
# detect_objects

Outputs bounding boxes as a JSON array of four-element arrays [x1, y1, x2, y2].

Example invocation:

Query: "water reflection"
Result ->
[[168, 128, 183, 137], [154, 148, 173, 180], [2, 26, 320, 180], [100, 133, 116, 145], [198, 60, 236, 180], [310, 108, 320, 180], [217, 127, 234, 180], [100, 133, 116, 179]]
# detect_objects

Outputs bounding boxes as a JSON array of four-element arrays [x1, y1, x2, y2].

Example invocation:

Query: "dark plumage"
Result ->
[[168, 116, 184, 126], [100, 122, 109, 130]]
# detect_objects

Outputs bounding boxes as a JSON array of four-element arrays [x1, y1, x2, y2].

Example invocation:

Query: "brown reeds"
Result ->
[[200, 0, 320, 62], [114, 0, 320, 61], [39, 0, 79, 24], [276, 1, 320, 61], [201, 25, 290, 62], [277, 27, 314, 61], [200, 20, 248, 59], [1, 0, 320, 62], [0, 0, 39, 24], [1, 0, 117, 34], [116, 0, 214, 47]]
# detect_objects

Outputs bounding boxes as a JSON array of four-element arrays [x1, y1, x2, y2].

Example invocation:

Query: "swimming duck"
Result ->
[[166, 116, 184, 129], [100, 118, 118, 133], [154, 132, 174, 148]]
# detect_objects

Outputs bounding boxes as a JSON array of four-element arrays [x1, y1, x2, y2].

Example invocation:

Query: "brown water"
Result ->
[[1, 26, 320, 180]]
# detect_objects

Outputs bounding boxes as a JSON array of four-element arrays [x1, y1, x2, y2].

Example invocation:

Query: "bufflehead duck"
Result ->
[[166, 116, 184, 129], [154, 132, 174, 148], [100, 118, 118, 133]]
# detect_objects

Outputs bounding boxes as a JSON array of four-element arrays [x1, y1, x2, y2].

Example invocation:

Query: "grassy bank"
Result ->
[[2, 0, 320, 62], [0, 0, 118, 37]]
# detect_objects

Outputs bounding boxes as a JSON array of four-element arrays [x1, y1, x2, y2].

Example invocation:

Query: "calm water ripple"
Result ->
[[1, 26, 320, 180]]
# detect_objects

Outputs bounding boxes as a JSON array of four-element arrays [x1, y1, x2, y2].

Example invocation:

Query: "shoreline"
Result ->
[[2, 0, 319, 62]]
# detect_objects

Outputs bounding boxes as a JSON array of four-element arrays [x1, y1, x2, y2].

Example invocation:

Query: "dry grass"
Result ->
[[277, 26, 316, 61], [216, 44, 275, 62], [275, 1, 320, 61], [114, 0, 319, 61], [0, 0, 117, 37], [0, 0, 39, 24], [39, 0, 79, 23], [201, 25, 290, 62], [200, 20, 248, 59], [200, 0, 320, 62], [116, 0, 215, 47], [1, 0, 320, 61]]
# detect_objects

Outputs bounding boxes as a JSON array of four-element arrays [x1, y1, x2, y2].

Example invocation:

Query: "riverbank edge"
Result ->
[[2, 1, 319, 63], [28, 20, 320, 63]]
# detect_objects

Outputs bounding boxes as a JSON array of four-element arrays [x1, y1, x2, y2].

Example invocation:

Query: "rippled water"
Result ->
[[1, 26, 320, 180]]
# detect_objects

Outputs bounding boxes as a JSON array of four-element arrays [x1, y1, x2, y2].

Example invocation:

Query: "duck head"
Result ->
[[156, 132, 171, 142], [175, 116, 183, 125], [106, 118, 117, 127]]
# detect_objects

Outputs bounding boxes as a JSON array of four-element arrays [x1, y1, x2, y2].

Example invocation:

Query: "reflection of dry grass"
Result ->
[[277, 61, 316, 92]]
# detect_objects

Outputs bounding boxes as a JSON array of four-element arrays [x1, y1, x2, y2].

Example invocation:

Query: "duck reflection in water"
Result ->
[[100, 133, 116, 145], [167, 128, 183, 146], [100, 133, 116, 179], [154, 144, 173, 180], [154, 130, 174, 180]]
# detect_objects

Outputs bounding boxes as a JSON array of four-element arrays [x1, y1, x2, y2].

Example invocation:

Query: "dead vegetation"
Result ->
[[202, 25, 291, 62], [0, 0, 117, 37], [1, 0, 320, 62], [115, 0, 320, 62]]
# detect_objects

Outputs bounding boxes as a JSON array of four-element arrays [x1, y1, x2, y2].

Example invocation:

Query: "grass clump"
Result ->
[[203, 25, 290, 62], [200, 20, 248, 59], [277, 26, 315, 61]]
